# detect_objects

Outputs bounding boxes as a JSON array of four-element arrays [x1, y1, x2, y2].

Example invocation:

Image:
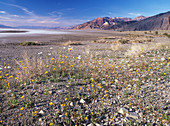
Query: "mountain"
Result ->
[[0, 24, 11, 28], [75, 11, 170, 31], [74, 17, 133, 30], [132, 16, 149, 21], [74, 16, 148, 30], [118, 11, 170, 31]]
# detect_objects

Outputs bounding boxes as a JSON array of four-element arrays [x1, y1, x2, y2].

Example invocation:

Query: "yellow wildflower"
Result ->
[[164, 73, 166, 75], [21, 95, 24, 99], [50, 123, 53, 126], [0, 76, 2, 79], [44, 71, 48, 74], [51, 58, 55, 61], [65, 56, 68, 58], [34, 111, 37, 113], [0, 120, 2, 123], [84, 116, 88, 120], [49, 102, 53, 105], [20, 107, 24, 110], [80, 87, 82, 90], [105, 90, 107, 93], [91, 84, 94, 87], [34, 114, 37, 117], [68, 48, 72, 51], [65, 98, 68, 100], [112, 116, 115, 120], [19, 113, 22, 116]]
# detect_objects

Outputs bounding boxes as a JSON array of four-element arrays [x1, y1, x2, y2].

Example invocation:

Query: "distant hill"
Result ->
[[0, 24, 11, 28], [118, 11, 170, 31], [74, 16, 148, 30], [15, 26, 57, 29]]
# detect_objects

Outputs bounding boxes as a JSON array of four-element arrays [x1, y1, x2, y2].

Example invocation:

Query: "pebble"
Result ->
[[118, 108, 128, 115], [80, 98, 86, 104], [39, 110, 45, 115], [126, 112, 138, 119]]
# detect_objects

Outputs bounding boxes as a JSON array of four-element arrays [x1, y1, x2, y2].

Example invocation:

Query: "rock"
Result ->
[[39, 110, 45, 115], [48, 91, 52, 94], [80, 98, 86, 104], [126, 112, 138, 119], [94, 123, 101, 126], [139, 112, 143, 118], [87, 123, 94, 126], [70, 102, 74, 106], [118, 108, 128, 115]]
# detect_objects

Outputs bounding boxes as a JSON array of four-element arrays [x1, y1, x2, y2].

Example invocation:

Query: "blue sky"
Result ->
[[0, 0, 170, 27]]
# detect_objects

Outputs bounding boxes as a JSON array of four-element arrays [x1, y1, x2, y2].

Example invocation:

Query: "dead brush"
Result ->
[[61, 41, 83, 46], [125, 42, 170, 57], [14, 53, 46, 82]]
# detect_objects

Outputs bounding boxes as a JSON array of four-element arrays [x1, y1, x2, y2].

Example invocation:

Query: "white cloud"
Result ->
[[0, 2, 83, 27], [128, 13, 141, 16], [0, 2, 34, 16], [0, 11, 6, 14]]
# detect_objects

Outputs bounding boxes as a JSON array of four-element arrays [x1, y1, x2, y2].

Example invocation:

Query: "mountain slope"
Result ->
[[119, 11, 170, 31], [74, 16, 148, 30], [74, 17, 132, 30]]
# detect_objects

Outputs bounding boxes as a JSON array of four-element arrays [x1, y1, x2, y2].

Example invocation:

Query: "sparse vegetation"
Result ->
[[19, 41, 41, 46], [0, 32, 169, 126], [118, 39, 129, 44], [155, 31, 158, 35], [61, 41, 83, 46], [163, 33, 170, 38]]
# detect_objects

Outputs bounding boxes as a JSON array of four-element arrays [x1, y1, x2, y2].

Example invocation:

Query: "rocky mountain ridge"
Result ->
[[74, 16, 148, 30], [75, 11, 170, 31]]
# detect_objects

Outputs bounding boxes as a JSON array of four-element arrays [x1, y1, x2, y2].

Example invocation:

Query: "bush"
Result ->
[[155, 31, 158, 35], [119, 39, 128, 44], [19, 41, 37, 46], [163, 33, 168, 36], [163, 33, 170, 38]]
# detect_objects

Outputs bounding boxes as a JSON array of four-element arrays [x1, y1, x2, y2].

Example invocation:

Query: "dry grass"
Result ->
[[14, 53, 45, 82], [111, 44, 123, 51], [61, 41, 83, 46], [125, 42, 170, 57], [19, 41, 42, 46]]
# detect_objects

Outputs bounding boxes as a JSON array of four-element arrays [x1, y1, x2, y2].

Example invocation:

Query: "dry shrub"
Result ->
[[61, 41, 83, 46], [19, 41, 42, 46], [111, 44, 123, 51], [14, 53, 46, 82], [125, 42, 169, 57]]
